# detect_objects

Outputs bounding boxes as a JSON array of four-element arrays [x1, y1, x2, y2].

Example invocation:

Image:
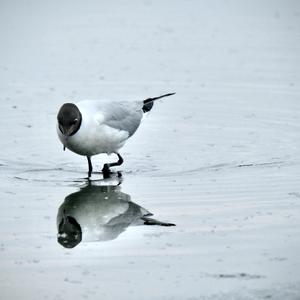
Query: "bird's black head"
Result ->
[[57, 103, 82, 137], [57, 212, 82, 248]]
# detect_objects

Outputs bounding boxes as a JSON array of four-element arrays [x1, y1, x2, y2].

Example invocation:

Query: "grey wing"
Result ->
[[103, 101, 143, 137]]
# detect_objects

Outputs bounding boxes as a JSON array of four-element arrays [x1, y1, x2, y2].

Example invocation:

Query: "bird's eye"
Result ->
[[71, 119, 78, 125]]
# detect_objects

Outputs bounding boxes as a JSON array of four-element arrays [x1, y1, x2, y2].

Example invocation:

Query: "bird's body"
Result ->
[[56, 93, 175, 176], [57, 100, 142, 156]]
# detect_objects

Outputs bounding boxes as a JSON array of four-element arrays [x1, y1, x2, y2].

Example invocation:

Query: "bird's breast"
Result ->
[[57, 119, 129, 156]]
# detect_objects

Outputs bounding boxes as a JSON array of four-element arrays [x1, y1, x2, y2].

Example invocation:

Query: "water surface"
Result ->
[[0, 0, 300, 299]]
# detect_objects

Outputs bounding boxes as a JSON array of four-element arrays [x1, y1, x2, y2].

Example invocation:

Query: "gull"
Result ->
[[57, 179, 175, 248], [56, 92, 175, 177]]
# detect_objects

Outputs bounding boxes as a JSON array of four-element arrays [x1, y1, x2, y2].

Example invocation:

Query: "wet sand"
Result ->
[[0, 0, 300, 299]]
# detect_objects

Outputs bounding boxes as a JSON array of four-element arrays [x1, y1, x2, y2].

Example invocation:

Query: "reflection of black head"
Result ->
[[57, 211, 82, 248]]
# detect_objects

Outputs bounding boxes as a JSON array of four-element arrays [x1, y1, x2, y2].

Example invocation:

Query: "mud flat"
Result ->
[[0, 0, 299, 299]]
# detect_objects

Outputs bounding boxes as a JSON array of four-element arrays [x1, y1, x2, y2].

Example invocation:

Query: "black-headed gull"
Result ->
[[57, 93, 175, 177], [57, 179, 175, 248]]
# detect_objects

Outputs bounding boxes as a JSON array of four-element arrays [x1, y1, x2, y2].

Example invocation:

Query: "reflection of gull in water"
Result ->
[[57, 178, 175, 248]]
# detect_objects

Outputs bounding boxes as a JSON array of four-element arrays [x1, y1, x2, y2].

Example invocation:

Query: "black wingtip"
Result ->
[[142, 92, 176, 113]]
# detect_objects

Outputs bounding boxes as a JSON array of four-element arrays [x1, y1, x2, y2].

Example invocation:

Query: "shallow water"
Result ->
[[1, 0, 300, 299]]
